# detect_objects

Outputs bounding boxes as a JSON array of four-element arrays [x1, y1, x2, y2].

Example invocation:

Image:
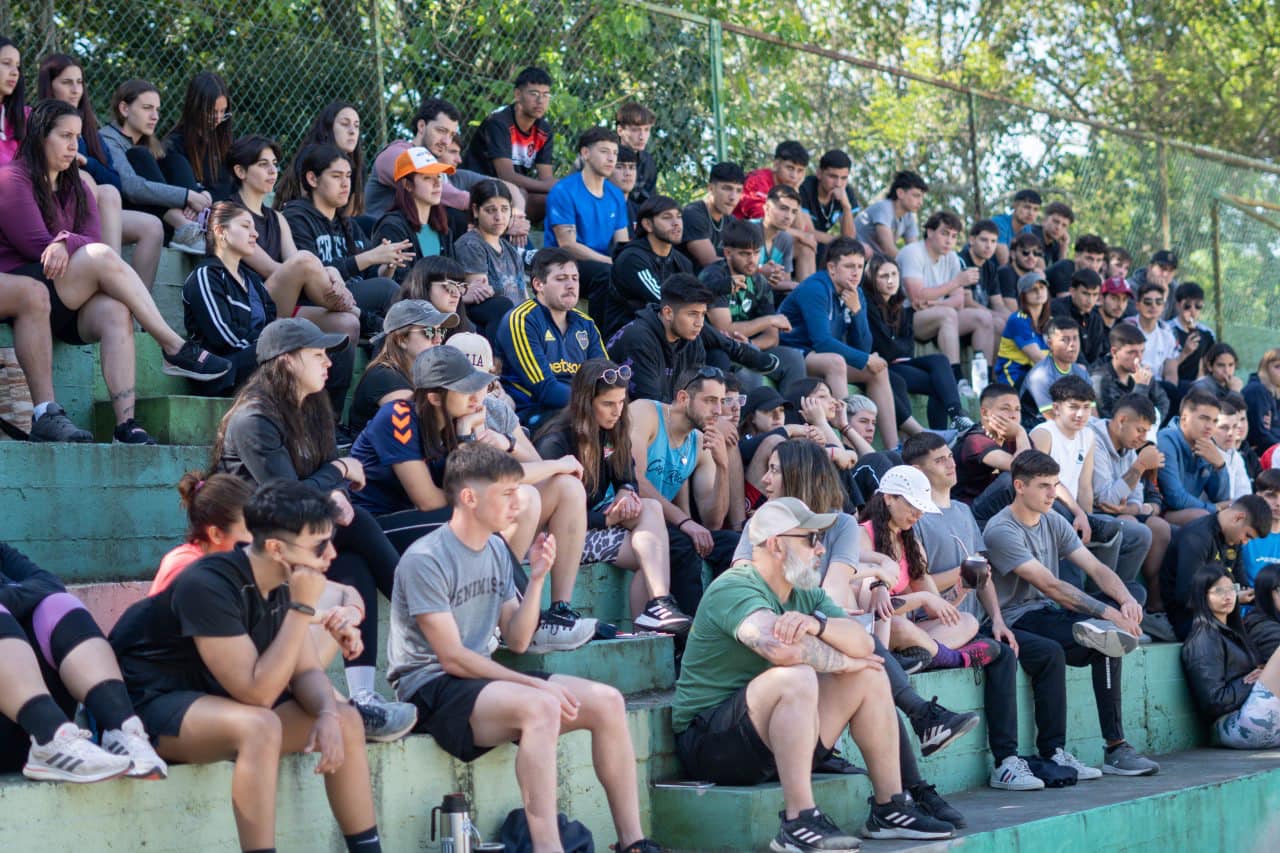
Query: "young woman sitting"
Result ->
[[397, 255, 483, 337], [100, 78, 210, 255], [1181, 563, 1280, 749], [0, 99, 231, 443], [277, 101, 368, 220], [37, 52, 164, 289], [856, 466, 993, 672], [371, 145, 454, 280], [160, 71, 234, 203], [995, 272, 1051, 388], [184, 200, 359, 411], [0, 37, 24, 167], [863, 254, 973, 432], [0, 541, 166, 783], [281, 143, 405, 332], [347, 299, 457, 434], [210, 316, 413, 736], [452, 178, 526, 338], [534, 359, 693, 634]]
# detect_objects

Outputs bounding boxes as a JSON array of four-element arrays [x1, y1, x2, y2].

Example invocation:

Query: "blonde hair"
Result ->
[[1259, 348, 1280, 393]]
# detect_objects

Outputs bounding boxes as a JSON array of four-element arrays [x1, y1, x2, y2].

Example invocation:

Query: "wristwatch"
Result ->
[[288, 602, 317, 617], [811, 608, 829, 638]]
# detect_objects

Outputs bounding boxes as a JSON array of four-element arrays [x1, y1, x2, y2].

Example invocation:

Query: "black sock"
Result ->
[[16, 695, 68, 745], [951, 363, 963, 381], [344, 826, 382, 852], [83, 679, 134, 731], [244, 848, 276, 853]]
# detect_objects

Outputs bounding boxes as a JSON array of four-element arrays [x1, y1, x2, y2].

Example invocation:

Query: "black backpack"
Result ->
[[498, 809, 595, 853], [1024, 755, 1078, 787]]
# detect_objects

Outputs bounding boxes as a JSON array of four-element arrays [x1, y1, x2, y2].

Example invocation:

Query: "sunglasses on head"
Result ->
[[681, 365, 725, 391], [599, 365, 633, 385]]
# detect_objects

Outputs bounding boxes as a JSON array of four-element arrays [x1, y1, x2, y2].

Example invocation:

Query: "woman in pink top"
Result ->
[[0, 99, 232, 442], [0, 37, 26, 166], [857, 465, 991, 672]]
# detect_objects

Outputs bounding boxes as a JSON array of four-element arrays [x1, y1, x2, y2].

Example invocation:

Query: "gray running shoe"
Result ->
[[1103, 742, 1160, 776], [23, 723, 133, 783], [350, 690, 418, 743], [1072, 618, 1139, 657], [168, 222, 206, 255], [29, 403, 93, 443]]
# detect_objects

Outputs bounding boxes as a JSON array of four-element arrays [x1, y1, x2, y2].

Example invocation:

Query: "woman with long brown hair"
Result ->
[[994, 271, 1051, 388], [276, 101, 367, 217], [211, 316, 415, 737], [535, 359, 692, 633], [346, 298, 457, 433], [160, 71, 234, 201]]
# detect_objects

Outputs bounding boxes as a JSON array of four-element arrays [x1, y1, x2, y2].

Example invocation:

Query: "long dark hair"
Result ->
[[859, 492, 927, 580], [536, 359, 633, 497], [37, 53, 107, 163], [110, 78, 164, 157], [168, 71, 232, 187], [292, 143, 351, 216], [1187, 562, 1244, 636], [0, 37, 26, 142], [211, 356, 336, 478], [400, 255, 468, 302], [863, 254, 905, 329], [1254, 565, 1280, 624], [412, 386, 460, 463], [392, 172, 449, 234], [277, 102, 365, 214], [226, 133, 282, 192], [1018, 285, 1051, 335], [19, 100, 89, 233], [773, 439, 846, 514]]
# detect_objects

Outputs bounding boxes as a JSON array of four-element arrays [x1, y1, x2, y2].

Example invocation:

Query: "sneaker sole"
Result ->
[[365, 718, 418, 744], [23, 762, 131, 784], [919, 711, 980, 757], [1072, 622, 1138, 657], [125, 765, 168, 780], [633, 617, 692, 635], [162, 362, 231, 381], [989, 777, 1046, 791], [862, 826, 954, 840], [770, 838, 860, 852], [1102, 763, 1158, 777]]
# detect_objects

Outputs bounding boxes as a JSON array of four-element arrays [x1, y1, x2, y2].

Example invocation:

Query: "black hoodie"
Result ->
[[604, 236, 692, 338], [282, 198, 373, 282]]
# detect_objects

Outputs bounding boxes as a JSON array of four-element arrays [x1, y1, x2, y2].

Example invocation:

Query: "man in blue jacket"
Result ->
[[496, 247, 607, 426], [1156, 387, 1232, 525], [778, 237, 906, 449]]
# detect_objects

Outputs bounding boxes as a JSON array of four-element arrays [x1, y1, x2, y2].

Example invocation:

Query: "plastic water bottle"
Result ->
[[970, 352, 988, 396]]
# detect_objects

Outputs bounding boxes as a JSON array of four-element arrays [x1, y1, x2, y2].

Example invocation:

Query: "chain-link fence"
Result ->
[[6, 0, 1278, 355]]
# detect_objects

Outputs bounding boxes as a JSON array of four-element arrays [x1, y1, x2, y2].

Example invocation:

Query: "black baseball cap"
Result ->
[[745, 386, 790, 414], [1150, 249, 1179, 269], [255, 317, 349, 364]]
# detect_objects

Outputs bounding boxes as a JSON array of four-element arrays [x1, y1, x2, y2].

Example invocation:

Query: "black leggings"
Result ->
[[328, 506, 401, 668], [889, 353, 962, 428], [465, 295, 516, 343]]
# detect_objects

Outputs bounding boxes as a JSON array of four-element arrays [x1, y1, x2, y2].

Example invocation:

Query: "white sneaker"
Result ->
[[23, 723, 133, 783], [101, 716, 168, 779], [1072, 619, 1139, 657], [990, 755, 1045, 790], [168, 222, 206, 256], [527, 610, 596, 652], [1052, 747, 1102, 780]]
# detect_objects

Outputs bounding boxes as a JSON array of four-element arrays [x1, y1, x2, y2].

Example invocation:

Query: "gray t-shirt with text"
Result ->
[[388, 525, 517, 700], [982, 506, 1082, 625]]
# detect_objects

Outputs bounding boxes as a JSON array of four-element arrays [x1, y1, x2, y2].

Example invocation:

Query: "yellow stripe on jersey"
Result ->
[[509, 301, 545, 383]]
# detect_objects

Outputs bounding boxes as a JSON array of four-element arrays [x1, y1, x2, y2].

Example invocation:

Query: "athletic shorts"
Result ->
[[581, 527, 627, 564], [13, 262, 85, 345], [0, 568, 66, 620], [406, 671, 550, 762], [675, 684, 831, 785], [1216, 682, 1280, 749], [129, 686, 297, 744]]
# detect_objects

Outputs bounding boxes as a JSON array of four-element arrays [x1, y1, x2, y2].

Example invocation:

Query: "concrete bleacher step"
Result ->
[[91, 395, 232, 445], [496, 633, 676, 695]]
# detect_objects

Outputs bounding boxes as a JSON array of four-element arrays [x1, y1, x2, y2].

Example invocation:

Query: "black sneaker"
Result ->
[[814, 748, 866, 775], [892, 646, 932, 675], [862, 793, 954, 840], [335, 422, 357, 452], [771, 807, 861, 851], [910, 696, 980, 757], [617, 839, 663, 853], [113, 419, 157, 445], [162, 341, 231, 381], [28, 403, 93, 443], [908, 782, 965, 828], [633, 595, 692, 634]]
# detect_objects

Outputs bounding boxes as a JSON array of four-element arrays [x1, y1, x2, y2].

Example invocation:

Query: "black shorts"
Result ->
[[675, 685, 832, 785], [128, 685, 298, 743], [0, 568, 67, 620], [12, 262, 85, 345], [407, 670, 550, 763]]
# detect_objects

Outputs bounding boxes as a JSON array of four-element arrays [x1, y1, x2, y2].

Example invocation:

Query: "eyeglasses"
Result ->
[[1183, 301, 1205, 311], [1140, 297, 1165, 306], [1208, 586, 1238, 598], [276, 535, 333, 558], [210, 110, 232, 124], [779, 531, 823, 547], [681, 365, 725, 392], [521, 89, 552, 101], [410, 326, 447, 342], [435, 279, 468, 298], [726, 394, 748, 408], [1017, 248, 1044, 257], [600, 364, 633, 385]]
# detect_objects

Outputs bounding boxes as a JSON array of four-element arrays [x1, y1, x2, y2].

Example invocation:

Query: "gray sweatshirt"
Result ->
[[100, 125, 188, 209]]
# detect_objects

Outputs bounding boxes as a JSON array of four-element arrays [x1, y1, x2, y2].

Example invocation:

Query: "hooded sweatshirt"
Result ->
[[604, 236, 692, 338], [281, 198, 372, 282]]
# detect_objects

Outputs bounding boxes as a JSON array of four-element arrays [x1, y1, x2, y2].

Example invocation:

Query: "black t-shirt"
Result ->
[[959, 246, 1000, 308], [1171, 323, 1216, 384], [680, 200, 731, 270], [739, 426, 787, 468], [349, 363, 412, 434], [954, 425, 1014, 503], [994, 265, 1023, 302], [798, 176, 856, 234], [464, 104, 554, 179], [109, 547, 291, 702], [1044, 259, 1075, 298]]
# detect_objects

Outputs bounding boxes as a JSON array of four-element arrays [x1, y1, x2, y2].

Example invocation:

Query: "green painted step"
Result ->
[[0, 443, 205, 580], [497, 634, 676, 695], [91, 394, 232, 445]]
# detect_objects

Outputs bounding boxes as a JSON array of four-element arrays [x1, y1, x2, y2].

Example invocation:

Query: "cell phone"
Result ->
[[654, 781, 716, 789]]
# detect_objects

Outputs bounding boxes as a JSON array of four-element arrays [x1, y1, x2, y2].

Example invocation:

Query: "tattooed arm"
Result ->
[[735, 610, 863, 673], [1010, 558, 1142, 635]]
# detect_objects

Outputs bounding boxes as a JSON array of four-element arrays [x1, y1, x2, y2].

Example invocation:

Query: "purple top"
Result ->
[[0, 162, 101, 272]]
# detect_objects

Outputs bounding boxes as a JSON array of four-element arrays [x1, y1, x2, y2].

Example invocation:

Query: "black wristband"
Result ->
[[868, 579, 888, 591], [288, 602, 316, 617], [678, 518, 695, 532], [506, 433, 516, 453]]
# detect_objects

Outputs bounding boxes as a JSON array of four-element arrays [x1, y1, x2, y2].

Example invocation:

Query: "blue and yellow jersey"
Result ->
[[495, 299, 607, 423]]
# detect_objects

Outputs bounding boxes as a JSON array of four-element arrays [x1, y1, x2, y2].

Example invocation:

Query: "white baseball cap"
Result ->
[[877, 465, 941, 514], [447, 332, 495, 373]]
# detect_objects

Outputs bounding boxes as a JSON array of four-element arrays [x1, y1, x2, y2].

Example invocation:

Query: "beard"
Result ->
[[782, 548, 822, 590]]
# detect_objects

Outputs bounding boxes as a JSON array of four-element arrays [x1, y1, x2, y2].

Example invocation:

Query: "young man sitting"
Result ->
[[959, 218, 1008, 329], [1156, 388, 1232, 525], [1020, 317, 1088, 429], [1125, 280, 1181, 391], [388, 444, 659, 853], [854, 170, 927, 261], [1097, 275, 1131, 335], [673, 497, 954, 849], [1168, 281, 1216, 388], [1026, 201, 1074, 267], [1048, 267, 1106, 366], [991, 188, 1041, 267], [955, 384, 1030, 519], [605, 195, 689, 338], [895, 210, 996, 389], [110, 480, 383, 852], [496, 247, 607, 427], [681, 162, 745, 272], [797, 149, 858, 258], [1091, 322, 1170, 425], [983, 450, 1161, 778], [628, 367, 740, 614], [463, 67, 557, 222], [754, 184, 803, 293], [614, 101, 657, 206]]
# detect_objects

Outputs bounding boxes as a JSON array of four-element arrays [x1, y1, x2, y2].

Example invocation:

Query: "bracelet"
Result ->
[[317, 709, 340, 719], [334, 458, 348, 478], [506, 433, 516, 453], [288, 602, 317, 616], [677, 518, 695, 532], [868, 580, 888, 591]]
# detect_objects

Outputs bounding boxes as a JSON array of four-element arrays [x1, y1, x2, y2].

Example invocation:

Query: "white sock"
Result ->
[[32, 401, 52, 421], [345, 665, 376, 696]]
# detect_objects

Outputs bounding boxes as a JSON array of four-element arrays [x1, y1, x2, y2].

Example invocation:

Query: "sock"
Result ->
[[344, 826, 382, 852], [16, 695, 68, 745], [345, 665, 375, 696], [244, 849, 276, 853], [84, 680, 135, 731], [951, 364, 963, 381], [32, 401, 52, 422], [1105, 740, 1127, 753], [931, 642, 964, 669]]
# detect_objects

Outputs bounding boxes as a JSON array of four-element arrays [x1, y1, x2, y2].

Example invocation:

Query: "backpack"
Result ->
[[498, 809, 595, 853], [1024, 755, 1078, 787]]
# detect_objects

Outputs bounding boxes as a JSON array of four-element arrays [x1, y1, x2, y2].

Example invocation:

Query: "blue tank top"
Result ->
[[646, 403, 699, 502]]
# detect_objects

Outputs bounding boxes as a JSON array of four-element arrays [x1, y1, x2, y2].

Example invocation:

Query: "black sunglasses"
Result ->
[[779, 531, 823, 547], [681, 365, 725, 391]]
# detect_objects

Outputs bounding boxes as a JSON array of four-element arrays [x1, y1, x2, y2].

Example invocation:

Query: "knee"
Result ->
[[99, 298, 133, 336], [294, 251, 325, 278], [1148, 517, 1171, 543], [553, 473, 587, 504], [522, 691, 562, 731], [585, 682, 626, 721], [336, 700, 364, 742], [518, 484, 542, 520], [638, 498, 664, 526], [333, 311, 361, 340], [97, 184, 122, 208], [775, 664, 820, 701], [19, 277, 51, 314], [958, 612, 980, 635], [238, 707, 284, 754]]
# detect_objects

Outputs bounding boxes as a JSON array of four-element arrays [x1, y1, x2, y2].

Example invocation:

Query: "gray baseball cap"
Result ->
[[1016, 270, 1048, 295], [255, 317, 349, 364], [411, 345, 494, 392], [381, 299, 459, 336], [748, 497, 838, 546]]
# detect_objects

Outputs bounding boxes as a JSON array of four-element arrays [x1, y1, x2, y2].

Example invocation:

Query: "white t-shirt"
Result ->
[[896, 241, 961, 308], [1030, 419, 1094, 500], [1125, 316, 1180, 375]]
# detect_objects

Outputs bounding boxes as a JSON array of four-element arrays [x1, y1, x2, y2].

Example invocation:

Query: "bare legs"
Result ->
[[94, 186, 163, 289], [536, 474, 588, 604], [76, 293, 138, 424], [0, 274, 55, 405], [611, 499, 672, 617]]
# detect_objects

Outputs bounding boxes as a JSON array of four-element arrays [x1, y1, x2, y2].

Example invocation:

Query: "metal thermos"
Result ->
[[431, 792, 477, 853]]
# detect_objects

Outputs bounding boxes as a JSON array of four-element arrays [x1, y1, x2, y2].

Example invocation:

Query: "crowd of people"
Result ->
[[3, 41, 1280, 852]]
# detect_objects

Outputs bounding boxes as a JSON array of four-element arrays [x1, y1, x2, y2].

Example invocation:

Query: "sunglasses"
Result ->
[[435, 279, 469, 298], [1183, 301, 1205, 311], [681, 365, 725, 391], [1017, 248, 1044, 257], [411, 326, 447, 341], [779, 531, 823, 547], [277, 535, 333, 558], [1140, 297, 1165, 306], [600, 365, 633, 385]]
